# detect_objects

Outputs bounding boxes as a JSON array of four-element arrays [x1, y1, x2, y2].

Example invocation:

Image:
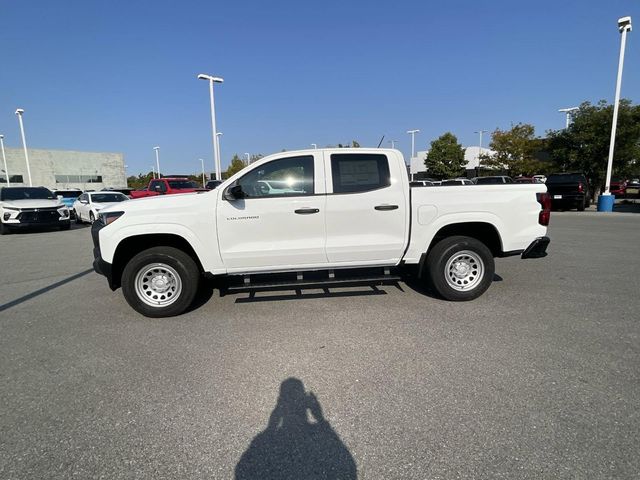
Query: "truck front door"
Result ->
[[216, 153, 327, 271]]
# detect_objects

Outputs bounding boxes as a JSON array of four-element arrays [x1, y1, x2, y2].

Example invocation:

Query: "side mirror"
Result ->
[[223, 184, 244, 201]]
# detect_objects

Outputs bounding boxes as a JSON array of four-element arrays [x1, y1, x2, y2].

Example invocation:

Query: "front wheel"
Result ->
[[121, 246, 200, 317], [89, 211, 95, 224], [425, 236, 495, 301]]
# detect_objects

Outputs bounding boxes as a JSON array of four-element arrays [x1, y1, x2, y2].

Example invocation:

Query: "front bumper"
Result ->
[[521, 236, 550, 259], [91, 219, 116, 290]]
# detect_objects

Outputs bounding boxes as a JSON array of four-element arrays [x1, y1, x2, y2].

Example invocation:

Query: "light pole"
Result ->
[[558, 107, 579, 128], [199, 158, 206, 187], [407, 129, 420, 159], [311, 143, 317, 149], [15, 109, 32, 187], [600, 16, 632, 212], [244, 152, 250, 165], [198, 73, 224, 180], [151, 165, 156, 179], [388, 140, 398, 149], [474, 130, 488, 169], [0, 135, 8, 187], [153, 146, 161, 178], [216, 132, 223, 176]]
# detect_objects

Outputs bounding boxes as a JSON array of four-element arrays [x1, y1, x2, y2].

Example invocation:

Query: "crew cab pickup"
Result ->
[[92, 149, 551, 317], [129, 178, 204, 198], [545, 173, 591, 211]]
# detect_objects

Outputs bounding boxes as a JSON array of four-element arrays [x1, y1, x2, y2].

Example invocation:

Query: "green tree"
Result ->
[[425, 132, 466, 179], [481, 123, 544, 176], [225, 154, 247, 179], [546, 100, 640, 192], [127, 171, 155, 189]]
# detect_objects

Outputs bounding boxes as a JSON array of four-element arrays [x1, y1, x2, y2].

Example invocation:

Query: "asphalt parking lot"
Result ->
[[1, 213, 639, 479]]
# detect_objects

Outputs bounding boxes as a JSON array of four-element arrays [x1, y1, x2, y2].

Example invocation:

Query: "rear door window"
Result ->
[[330, 153, 390, 194]]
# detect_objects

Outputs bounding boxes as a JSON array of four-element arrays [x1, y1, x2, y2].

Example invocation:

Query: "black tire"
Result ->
[[584, 196, 591, 208], [425, 236, 495, 301], [0, 222, 9, 235], [121, 246, 200, 318], [89, 212, 95, 224], [75, 210, 81, 224], [577, 198, 585, 211]]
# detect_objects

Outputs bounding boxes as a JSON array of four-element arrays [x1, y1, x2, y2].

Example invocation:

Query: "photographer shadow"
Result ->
[[235, 378, 357, 479]]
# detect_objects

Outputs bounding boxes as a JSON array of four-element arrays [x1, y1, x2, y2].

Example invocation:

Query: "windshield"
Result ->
[[547, 174, 585, 183], [168, 180, 199, 189], [90, 193, 128, 203], [54, 190, 81, 198], [1, 187, 56, 201]]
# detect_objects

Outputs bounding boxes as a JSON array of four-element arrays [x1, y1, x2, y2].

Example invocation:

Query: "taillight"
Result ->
[[577, 182, 584, 193], [536, 192, 551, 226]]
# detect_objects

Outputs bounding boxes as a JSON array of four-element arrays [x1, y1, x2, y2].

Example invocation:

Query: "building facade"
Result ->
[[0, 147, 125, 190]]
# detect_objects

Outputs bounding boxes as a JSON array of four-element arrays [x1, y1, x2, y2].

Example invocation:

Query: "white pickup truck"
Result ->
[[92, 148, 550, 317]]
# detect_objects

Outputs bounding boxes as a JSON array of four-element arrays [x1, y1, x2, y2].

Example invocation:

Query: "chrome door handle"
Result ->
[[294, 208, 320, 214], [374, 205, 398, 211]]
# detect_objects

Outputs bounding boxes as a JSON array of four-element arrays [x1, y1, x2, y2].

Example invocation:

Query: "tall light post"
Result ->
[[600, 16, 632, 212], [153, 146, 161, 178], [558, 107, 579, 128], [151, 165, 156, 179], [388, 140, 398, 149], [15, 109, 32, 187], [310, 143, 317, 149], [199, 158, 206, 187], [216, 132, 223, 176], [0, 135, 8, 187], [474, 130, 488, 170], [244, 152, 250, 165], [197, 73, 224, 180], [407, 129, 420, 159]]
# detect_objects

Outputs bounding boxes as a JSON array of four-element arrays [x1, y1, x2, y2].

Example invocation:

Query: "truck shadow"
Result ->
[[231, 285, 389, 303], [235, 378, 357, 479]]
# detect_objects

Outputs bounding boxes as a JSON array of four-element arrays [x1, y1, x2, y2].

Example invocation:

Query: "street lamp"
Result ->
[[199, 158, 206, 187], [198, 73, 224, 180], [558, 107, 579, 128], [0, 135, 8, 187], [600, 16, 632, 212], [407, 129, 420, 159], [311, 143, 317, 149], [388, 140, 398, 149], [244, 152, 250, 165], [15, 109, 33, 187], [474, 130, 488, 169], [153, 146, 161, 178], [151, 164, 156, 179]]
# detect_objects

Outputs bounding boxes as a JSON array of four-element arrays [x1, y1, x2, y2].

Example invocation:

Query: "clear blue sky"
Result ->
[[0, 0, 638, 176]]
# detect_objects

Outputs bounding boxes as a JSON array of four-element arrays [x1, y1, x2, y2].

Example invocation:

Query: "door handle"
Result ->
[[374, 205, 398, 211], [294, 208, 320, 214]]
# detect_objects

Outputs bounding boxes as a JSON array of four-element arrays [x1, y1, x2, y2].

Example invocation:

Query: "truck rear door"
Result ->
[[324, 151, 409, 264]]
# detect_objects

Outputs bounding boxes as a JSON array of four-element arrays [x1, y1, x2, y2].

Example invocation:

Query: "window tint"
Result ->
[[167, 180, 199, 189], [90, 193, 128, 203], [236, 155, 314, 198], [546, 174, 586, 184], [1, 187, 55, 201], [331, 154, 390, 194], [475, 177, 503, 185], [150, 180, 166, 192]]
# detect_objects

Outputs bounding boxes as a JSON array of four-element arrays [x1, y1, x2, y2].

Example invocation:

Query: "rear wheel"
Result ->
[[425, 236, 495, 301], [577, 198, 586, 211], [121, 246, 200, 317]]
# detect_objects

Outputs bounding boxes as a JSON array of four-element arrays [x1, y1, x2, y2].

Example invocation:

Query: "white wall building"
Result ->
[[464, 146, 495, 170]]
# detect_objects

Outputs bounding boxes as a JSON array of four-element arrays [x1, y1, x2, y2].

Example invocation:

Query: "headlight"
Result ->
[[99, 211, 125, 225], [3, 207, 19, 211], [58, 207, 69, 218]]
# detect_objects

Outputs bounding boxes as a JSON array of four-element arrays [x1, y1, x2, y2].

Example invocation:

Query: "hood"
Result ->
[[1, 199, 65, 209], [100, 190, 213, 216], [92, 201, 123, 210]]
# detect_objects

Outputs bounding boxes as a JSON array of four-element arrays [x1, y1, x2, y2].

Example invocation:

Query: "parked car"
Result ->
[[514, 177, 538, 184], [206, 180, 223, 190], [74, 191, 129, 224], [545, 173, 591, 211], [409, 181, 435, 187], [625, 180, 640, 198], [473, 176, 514, 185], [92, 148, 550, 317], [609, 180, 626, 197], [441, 178, 474, 186], [129, 178, 205, 198], [532, 175, 547, 183], [102, 187, 134, 197], [53, 189, 82, 217], [0, 186, 70, 234]]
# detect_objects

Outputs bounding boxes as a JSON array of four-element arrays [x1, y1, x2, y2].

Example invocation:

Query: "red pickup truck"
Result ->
[[130, 178, 204, 199]]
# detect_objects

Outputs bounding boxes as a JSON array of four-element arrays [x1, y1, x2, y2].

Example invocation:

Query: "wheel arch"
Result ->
[[110, 233, 205, 289]]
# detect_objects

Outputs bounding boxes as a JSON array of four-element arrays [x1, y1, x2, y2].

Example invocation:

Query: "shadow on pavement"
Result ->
[[0, 268, 94, 313], [235, 378, 357, 480], [233, 285, 388, 304]]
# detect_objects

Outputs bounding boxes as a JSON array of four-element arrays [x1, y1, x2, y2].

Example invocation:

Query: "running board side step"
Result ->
[[226, 274, 401, 293]]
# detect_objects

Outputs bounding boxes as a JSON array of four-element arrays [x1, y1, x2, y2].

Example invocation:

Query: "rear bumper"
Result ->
[[521, 236, 550, 259]]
